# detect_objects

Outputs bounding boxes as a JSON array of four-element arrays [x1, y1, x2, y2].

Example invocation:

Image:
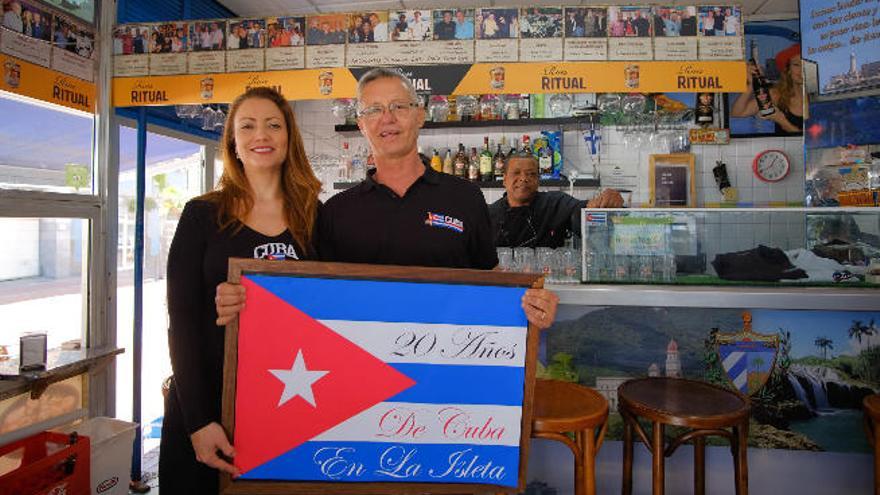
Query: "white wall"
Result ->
[[294, 99, 806, 209], [0, 218, 40, 280]]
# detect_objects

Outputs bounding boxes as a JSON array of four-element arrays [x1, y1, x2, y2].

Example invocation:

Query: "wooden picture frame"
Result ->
[[221, 259, 543, 494], [648, 153, 696, 208]]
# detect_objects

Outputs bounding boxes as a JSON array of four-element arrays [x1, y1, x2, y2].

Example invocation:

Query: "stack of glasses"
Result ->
[[496, 247, 580, 284], [583, 252, 677, 283]]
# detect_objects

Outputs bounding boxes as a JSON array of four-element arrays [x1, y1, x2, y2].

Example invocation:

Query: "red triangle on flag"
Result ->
[[233, 276, 415, 475]]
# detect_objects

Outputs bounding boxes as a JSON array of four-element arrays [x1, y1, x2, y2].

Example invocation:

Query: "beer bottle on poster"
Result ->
[[750, 64, 776, 117]]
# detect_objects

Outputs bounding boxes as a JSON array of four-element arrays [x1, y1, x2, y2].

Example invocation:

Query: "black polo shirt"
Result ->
[[318, 164, 498, 269]]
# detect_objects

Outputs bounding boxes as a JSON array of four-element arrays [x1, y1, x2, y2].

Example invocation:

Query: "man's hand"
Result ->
[[522, 288, 559, 329], [586, 189, 625, 208], [190, 422, 240, 476], [215, 282, 246, 326]]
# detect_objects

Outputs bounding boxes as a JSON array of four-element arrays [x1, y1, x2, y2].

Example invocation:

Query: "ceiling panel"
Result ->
[[219, 0, 799, 19]]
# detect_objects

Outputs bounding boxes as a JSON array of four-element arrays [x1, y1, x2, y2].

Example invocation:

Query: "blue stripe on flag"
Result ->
[[726, 357, 748, 392], [246, 275, 528, 327], [241, 441, 520, 487], [387, 364, 524, 406]]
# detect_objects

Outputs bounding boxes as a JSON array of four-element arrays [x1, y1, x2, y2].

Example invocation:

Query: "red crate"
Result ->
[[0, 431, 90, 495]]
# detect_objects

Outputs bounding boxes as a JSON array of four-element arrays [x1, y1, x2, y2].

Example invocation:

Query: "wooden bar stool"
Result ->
[[864, 394, 880, 495], [531, 379, 609, 495], [618, 377, 750, 495]]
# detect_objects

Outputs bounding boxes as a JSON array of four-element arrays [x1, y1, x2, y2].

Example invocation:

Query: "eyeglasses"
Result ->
[[357, 101, 420, 120]]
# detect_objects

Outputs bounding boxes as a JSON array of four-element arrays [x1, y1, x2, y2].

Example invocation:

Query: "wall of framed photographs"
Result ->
[[110, 5, 747, 104]]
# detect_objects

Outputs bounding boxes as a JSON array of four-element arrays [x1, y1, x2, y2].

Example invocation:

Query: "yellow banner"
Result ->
[[1, 54, 95, 113], [453, 61, 746, 94], [112, 69, 358, 107]]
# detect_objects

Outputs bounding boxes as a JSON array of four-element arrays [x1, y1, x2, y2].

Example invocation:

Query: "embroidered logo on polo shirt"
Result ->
[[425, 212, 464, 233], [254, 242, 300, 260]]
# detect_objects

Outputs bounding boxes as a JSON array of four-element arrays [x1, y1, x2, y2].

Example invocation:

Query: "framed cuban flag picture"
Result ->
[[221, 260, 542, 494]]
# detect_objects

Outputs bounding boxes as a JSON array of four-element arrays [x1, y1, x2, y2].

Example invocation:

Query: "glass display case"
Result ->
[[581, 208, 880, 286]]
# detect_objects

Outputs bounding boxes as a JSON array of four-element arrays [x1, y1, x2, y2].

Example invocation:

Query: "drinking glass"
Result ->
[[497, 247, 514, 272], [559, 247, 579, 283], [537, 247, 555, 281], [514, 247, 537, 273]]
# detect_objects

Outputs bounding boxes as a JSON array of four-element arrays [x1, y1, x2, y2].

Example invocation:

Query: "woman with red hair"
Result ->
[[731, 43, 804, 134]]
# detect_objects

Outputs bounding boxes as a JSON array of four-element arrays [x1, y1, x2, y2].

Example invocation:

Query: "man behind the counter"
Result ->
[[490, 153, 624, 248]]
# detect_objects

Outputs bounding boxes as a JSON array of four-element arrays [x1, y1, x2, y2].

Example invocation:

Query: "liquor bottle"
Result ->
[[479, 136, 493, 181], [454, 143, 467, 178], [338, 141, 351, 181], [521, 134, 532, 155], [430, 149, 442, 172], [750, 63, 776, 117], [493, 141, 506, 181], [539, 144, 552, 176], [695, 93, 715, 125], [468, 147, 480, 181], [351, 145, 366, 181], [442, 148, 454, 174]]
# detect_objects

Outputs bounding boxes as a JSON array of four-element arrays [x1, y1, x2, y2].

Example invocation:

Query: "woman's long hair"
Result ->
[[203, 86, 321, 250], [774, 63, 796, 115]]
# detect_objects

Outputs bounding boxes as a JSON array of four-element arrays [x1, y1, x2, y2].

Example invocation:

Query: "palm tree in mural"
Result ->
[[814, 336, 834, 360], [848, 319, 876, 344]]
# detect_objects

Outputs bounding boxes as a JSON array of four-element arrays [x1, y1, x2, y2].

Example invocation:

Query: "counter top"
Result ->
[[547, 284, 880, 311], [0, 345, 123, 400]]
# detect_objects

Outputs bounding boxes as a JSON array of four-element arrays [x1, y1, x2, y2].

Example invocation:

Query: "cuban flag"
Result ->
[[233, 274, 529, 487]]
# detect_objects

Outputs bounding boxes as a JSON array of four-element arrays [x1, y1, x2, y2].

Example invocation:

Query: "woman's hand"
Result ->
[[215, 282, 246, 326], [190, 422, 240, 476], [521, 288, 559, 330]]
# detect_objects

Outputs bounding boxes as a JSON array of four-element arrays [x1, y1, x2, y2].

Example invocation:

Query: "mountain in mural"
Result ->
[[547, 306, 743, 383]]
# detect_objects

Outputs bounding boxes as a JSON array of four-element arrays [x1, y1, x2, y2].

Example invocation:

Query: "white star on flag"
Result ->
[[269, 349, 329, 408]]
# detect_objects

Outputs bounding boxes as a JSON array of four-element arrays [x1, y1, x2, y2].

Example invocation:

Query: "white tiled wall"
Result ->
[[294, 99, 806, 208]]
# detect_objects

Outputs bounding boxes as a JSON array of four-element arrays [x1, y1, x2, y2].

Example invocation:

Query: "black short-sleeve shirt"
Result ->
[[318, 164, 498, 269]]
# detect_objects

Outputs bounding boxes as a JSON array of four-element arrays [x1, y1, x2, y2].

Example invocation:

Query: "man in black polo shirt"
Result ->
[[319, 68, 558, 327], [491, 153, 624, 248], [216, 69, 559, 328]]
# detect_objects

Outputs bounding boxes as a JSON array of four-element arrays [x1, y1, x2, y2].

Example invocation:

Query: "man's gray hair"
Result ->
[[356, 68, 419, 105], [503, 151, 539, 174]]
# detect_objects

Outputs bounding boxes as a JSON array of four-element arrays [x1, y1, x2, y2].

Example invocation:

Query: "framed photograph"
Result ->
[[726, 18, 802, 137], [265, 17, 305, 47], [227, 19, 265, 49], [348, 12, 387, 43], [475, 8, 519, 39], [652, 6, 697, 37], [564, 7, 607, 38], [149, 22, 188, 53], [221, 260, 541, 494], [390, 10, 432, 41], [306, 14, 347, 45], [649, 153, 696, 207], [433, 9, 475, 41], [112, 24, 150, 55], [608, 6, 652, 38], [519, 7, 562, 39]]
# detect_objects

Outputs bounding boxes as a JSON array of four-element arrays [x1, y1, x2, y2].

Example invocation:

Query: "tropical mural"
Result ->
[[542, 306, 880, 453]]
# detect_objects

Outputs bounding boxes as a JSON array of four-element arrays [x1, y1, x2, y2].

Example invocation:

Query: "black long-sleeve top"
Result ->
[[489, 191, 585, 248], [166, 199, 313, 435]]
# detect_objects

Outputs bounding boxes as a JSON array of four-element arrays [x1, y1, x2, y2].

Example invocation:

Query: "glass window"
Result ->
[[115, 126, 203, 458], [0, 92, 95, 194], [0, 218, 90, 356]]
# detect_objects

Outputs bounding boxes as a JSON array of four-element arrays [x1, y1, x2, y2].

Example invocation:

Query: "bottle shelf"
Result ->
[[332, 177, 600, 190], [333, 115, 599, 132]]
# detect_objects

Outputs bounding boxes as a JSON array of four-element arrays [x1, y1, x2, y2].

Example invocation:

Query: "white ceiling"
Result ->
[[218, 0, 800, 19]]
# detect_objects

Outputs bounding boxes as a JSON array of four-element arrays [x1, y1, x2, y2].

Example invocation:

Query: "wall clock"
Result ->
[[753, 149, 790, 182]]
